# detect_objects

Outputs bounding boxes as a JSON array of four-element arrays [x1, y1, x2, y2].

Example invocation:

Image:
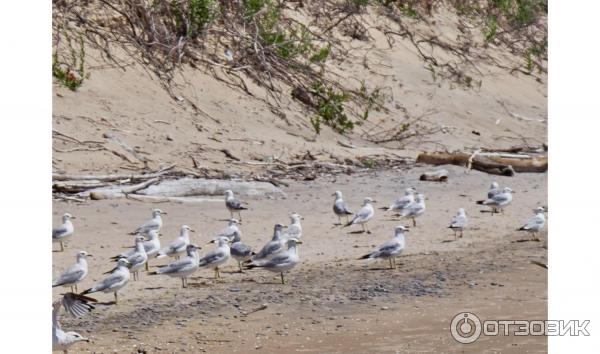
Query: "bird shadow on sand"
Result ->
[[348, 230, 368, 234], [96, 301, 117, 306], [441, 239, 457, 243], [511, 239, 541, 243], [144, 286, 165, 290]]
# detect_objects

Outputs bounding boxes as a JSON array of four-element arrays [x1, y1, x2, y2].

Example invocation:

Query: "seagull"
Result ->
[[518, 207, 546, 241], [156, 225, 194, 260], [53, 292, 96, 353], [113, 229, 161, 271], [283, 213, 303, 240], [53, 250, 91, 293], [246, 238, 302, 284], [130, 209, 166, 235], [332, 191, 353, 224], [150, 244, 201, 288], [344, 197, 376, 233], [82, 258, 131, 304], [384, 187, 417, 213], [251, 224, 287, 262], [216, 219, 241, 241], [401, 193, 426, 227], [198, 236, 231, 279], [230, 230, 255, 273], [224, 190, 248, 221], [488, 181, 501, 199], [448, 208, 468, 239], [53, 213, 75, 252], [358, 225, 408, 269], [116, 236, 148, 281], [477, 187, 513, 214]]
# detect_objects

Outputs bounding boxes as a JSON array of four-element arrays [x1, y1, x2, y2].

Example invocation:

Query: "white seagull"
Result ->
[[224, 189, 248, 221], [156, 225, 194, 260], [251, 224, 287, 262], [385, 187, 417, 213], [118, 235, 148, 281], [343, 197, 376, 233], [332, 191, 353, 224], [518, 207, 546, 240], [198, 236, 231, 279], [477, 187, 513, 214], [359, 225, 408, 269], [230, 230, 255, 273], [53, 213, 75, 252], [401, 193, 426, 227], [130, 209, 166, 235], [448, 208, 468, 239], [53, 250, 91, 293], [283, 213, 303, 240], [53, 292, 96, 353], [246, 238, 302, 284], [151, 244, 201, 288], [82, 258, 131, 304], [216, 219, 241, 241], [113, 229, 161, 270]]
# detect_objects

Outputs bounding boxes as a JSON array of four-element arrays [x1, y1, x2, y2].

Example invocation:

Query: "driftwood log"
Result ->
[[416, 152, 547, 176]]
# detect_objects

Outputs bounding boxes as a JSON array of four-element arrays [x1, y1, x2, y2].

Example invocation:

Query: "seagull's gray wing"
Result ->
[[284, 225, 302, 239], [450, 214, 467, 228], [52, 225, 68, 238], [374, 242, 402, 258], [522, 214, 545, 230], [53, 267, 85, 287], [231, 242, 253, 258], [158, 257, 195, 274], [227, 197, 246, 210], [254, 241, 282, 260], [334, 200, 352, 215], [93, 272, 126, 292], [198, 250, 227, 267], [259, 254, 293, 268]]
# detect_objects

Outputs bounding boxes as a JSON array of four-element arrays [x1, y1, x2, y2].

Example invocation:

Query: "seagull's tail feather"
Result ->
[[517, 226, 528, 231], [343, 220, 354, 228], [148, 271, 158, 275], [156, 251, 167, 259], [476, 200, 485, 205], [244, 263, 259, 270], [110, 255, 124, 260], [378, 206, 389, 211], [80, 288, 94, 295], [358, 253, 372, 260]]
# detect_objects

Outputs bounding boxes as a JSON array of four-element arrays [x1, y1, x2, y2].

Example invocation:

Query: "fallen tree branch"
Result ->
[[417, 151, 547, 175]]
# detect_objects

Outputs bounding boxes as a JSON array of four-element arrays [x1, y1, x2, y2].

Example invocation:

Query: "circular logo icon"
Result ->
[[450, 312, 482, 344]]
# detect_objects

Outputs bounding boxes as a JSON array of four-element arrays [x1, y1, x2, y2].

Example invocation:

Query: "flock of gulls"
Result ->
[[52, 184, 545, 352]]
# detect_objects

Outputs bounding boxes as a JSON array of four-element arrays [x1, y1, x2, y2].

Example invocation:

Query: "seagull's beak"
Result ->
[[82, 337, 90, 342], [87, 254, 93, 257], [162, 212, 168, 215], [372, 200, 377, 203], [206, 239, 215, 245], [70, 216, 77, 219], [189, 229, 196, 233]]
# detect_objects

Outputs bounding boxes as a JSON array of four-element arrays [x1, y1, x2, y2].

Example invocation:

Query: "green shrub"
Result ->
[[310, 82, 352, 134], [52, 30, 87, 91]]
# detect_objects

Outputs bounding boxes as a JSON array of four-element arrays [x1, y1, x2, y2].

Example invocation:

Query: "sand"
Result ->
[[54, 165, 547, 353]]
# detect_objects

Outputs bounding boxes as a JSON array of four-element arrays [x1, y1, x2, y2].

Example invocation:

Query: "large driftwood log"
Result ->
[[135, 178, 286, 198], [86, 178, 161, 200], [416, 152, 547, 175]]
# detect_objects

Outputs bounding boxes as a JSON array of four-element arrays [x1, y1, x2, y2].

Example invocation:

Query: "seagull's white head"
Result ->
[[534, 207, 545, 214], [186, 244, 200, 254], [117, 258, 131, 268], [227, 219, 239, 226], [147, 229, 160, 239], [135, 235, 145, 244], [395, 225, 409, 234], [363, 197, 375, 205], [224, 190, 234, 198], [65, 331, 89, 345], [290, 213, 302, 222], [458, 208, 466, 215], [332, 191, 342, 198], [152, 209, 166, 217], [490, 181, 499, 189], [181, 225, 195, 233], [62, 213, 74, 221], [405, 187, 417, 194], [76, 250, 90, 259], [209, 236, 231, 246]]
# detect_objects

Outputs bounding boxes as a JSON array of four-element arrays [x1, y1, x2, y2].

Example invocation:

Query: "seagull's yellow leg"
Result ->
[[60, 241, 64, 252], [389, 259, 393, 269], [145, 262, 149, 271], [114, 292, 118, 304], [280, 272, 285, 284]]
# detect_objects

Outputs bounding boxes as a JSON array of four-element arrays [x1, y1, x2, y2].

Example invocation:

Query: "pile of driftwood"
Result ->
[[416, 147, 547, 176]]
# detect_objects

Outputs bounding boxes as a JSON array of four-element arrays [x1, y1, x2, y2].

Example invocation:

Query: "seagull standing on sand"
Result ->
[[401, 193, 426, 227], [224, 189, 248, 221], [150, 244, 201, 288], [246, 238, 302, 284], [198, 236, 231, 279], [359, 225, 408, 269], [53, 250, 91, 293], [119, 236, 148, 281], [344, 197, 376, 233], [448, 208, 468, 239], [53, 213, 75, 252], [130, 209, 166, 235], [518, 207, 546, 240], [332, 191, 353, 224], [488, 181, 501, 199], [157, 225, 194, 260], [82, 258, 131, 304], [53, 292, 96, 353], [477, 187, 513, 214], [217, 219, 241, 241], [230, 230, 255, 273], [251, 224, 287, 262], [385, 187, 417, 213], [113, 229, 161, 271], [283, 213, 303, 240]]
